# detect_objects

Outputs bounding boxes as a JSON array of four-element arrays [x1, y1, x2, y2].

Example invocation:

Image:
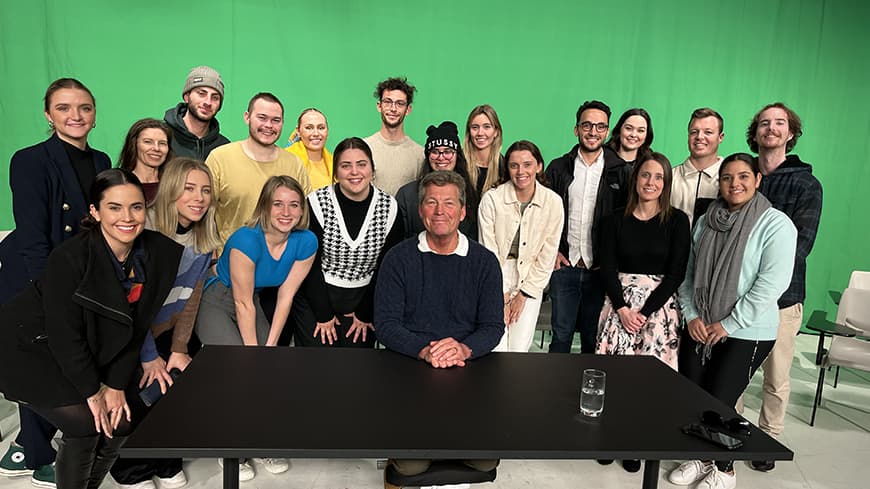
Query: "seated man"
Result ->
[[375, 170, 503, 486]]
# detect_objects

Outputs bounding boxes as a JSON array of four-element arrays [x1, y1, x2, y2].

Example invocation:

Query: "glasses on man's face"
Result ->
[[380, 98, 408, 109], [578, 121, 609, 133], [431, 149, 456, 159]]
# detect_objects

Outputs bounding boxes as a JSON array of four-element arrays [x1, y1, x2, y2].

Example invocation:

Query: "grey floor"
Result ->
[[2, 332, 869, 489]]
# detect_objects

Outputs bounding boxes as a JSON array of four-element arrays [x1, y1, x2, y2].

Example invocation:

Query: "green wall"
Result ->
[[2, 0, 868, 320]]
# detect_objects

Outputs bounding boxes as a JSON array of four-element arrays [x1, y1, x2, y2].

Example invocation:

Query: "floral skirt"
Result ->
[[595, 273, 682, 370]]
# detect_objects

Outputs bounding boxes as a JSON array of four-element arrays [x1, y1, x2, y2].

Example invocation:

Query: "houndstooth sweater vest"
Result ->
[[309, 185, 398, 288]]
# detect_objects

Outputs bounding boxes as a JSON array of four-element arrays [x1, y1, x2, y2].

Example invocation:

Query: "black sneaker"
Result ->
[[621, 459, 642, 473], [596, 459, 614, 465], [750, 460, 775, 472]]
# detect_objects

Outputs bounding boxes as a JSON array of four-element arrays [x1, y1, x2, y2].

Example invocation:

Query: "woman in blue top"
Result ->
[[668, 153, 797, 489], [196, 176, 316, 347]]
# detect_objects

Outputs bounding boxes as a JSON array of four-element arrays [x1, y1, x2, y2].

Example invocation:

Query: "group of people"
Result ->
[[0, 66, 822, 489]]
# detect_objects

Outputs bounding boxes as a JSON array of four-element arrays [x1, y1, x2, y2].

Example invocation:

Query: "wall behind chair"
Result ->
[[2, 0, 868, 320]]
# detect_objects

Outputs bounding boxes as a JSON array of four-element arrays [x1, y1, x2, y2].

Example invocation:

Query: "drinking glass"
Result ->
[[580, 369, 606, 417]]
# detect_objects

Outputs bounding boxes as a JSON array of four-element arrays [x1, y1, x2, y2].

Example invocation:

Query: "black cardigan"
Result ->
[[0, 228, 182, 407]]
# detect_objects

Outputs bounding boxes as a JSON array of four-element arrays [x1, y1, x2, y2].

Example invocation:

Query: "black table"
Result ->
[[805, 309, 859, 365], [122, 346, 792, 489]]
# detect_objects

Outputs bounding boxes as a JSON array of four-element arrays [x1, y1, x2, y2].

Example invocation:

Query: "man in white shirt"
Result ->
[[544, 101, 631, 353], [364, 77, 425, 195], [670, 108, 725, 225]]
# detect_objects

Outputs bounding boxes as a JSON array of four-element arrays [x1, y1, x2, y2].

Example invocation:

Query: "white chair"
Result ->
[[811, 287, 870, 426], [848, 270, 870, 290]]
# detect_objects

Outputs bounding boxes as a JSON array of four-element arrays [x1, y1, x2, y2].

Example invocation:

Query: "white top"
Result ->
[[566, 150, 603, 266], [670, 156, 723, 225]]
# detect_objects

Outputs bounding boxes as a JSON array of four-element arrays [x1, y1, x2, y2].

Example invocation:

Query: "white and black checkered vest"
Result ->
[[309, 185, 398, 288]]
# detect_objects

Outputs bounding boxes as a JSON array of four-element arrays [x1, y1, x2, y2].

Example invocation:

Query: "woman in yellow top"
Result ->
[[286, 108, 333, 189]]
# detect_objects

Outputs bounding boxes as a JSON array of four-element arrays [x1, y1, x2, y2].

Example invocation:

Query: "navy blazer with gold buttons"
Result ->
[[0, 133, 110, 303]]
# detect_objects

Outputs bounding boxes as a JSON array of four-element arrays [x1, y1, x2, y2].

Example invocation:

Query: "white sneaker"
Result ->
[[668, 460, 714, 485], [114, 480, 156, 489], [156, 470, 187, 489], [252, 458, 289, 474], [217, 459, 255, 482], [697, 467, 736, 489]]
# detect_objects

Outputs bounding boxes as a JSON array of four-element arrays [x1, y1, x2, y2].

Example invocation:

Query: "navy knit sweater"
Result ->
[[374, 236, 504, 359]]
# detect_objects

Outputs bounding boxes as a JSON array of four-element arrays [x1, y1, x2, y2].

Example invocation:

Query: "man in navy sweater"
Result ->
[[375, 170, 504, 367], [375, 170, 503, 486]]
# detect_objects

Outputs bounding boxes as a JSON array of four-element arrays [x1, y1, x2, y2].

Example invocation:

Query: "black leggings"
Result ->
[[29, 403, 132, 439], [679, 330, 774, 471]]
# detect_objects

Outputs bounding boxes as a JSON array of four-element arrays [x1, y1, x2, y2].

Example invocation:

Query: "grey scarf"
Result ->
[[692, 193, 771, 355]]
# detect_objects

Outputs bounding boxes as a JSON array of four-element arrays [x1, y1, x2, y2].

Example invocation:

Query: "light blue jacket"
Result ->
[[679, 207, 797, 341]]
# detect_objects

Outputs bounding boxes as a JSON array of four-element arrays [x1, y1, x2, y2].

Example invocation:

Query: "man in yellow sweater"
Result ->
[[206, 92, 312, 245]]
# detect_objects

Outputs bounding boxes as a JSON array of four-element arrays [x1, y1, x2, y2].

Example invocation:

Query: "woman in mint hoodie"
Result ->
[[668, 153, 797, 489]]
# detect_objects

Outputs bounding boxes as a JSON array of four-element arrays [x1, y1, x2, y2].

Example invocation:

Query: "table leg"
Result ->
[[815, 332, 827, 365], [642, 460, 660, 489], [223, 457, 239, 489]]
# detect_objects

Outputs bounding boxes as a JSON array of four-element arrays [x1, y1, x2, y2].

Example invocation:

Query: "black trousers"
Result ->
[[678, 329, 775, 471], [258, 286, 299, 346], [293, 293, 375, 348], [15, 405, 58, 468]]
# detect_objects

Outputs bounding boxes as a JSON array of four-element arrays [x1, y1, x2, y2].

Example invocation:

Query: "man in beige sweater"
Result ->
[[365, 77, 425, 196]]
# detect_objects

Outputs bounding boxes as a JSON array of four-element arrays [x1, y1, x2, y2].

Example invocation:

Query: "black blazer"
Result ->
[[0, 228, 182, 407], [0, 134, 111, 304]]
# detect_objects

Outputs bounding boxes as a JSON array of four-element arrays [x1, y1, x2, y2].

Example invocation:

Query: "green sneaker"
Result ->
[[0, 443, 33, 477], [30, 464, 56, 488]]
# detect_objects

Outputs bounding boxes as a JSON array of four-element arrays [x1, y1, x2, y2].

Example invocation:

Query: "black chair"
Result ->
[[384, 460, 497, 488]]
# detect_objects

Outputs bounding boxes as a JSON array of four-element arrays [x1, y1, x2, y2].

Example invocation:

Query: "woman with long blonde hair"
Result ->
[[110, 157, 221, 488], [463, 104, 503, 196]]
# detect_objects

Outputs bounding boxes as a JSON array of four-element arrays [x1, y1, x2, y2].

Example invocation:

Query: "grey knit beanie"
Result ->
[[182, 66, 224, 98]]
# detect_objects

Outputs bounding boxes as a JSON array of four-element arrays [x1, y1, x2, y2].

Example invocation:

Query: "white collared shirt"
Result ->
[[566, 150, 604, 266], [670, 156, 723, 224], [417, 231, 469, 256]]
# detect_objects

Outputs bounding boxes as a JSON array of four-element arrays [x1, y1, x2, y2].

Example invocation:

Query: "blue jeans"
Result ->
[[547, 266, 604, 353]]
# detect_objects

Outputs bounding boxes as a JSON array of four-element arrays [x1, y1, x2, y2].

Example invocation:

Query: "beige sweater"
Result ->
[[365, 131, 424, 196]]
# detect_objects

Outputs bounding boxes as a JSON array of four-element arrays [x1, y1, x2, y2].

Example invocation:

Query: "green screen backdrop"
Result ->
[[2, 0, 868, 321]]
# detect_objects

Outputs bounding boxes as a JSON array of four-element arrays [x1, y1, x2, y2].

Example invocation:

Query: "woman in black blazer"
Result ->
[[0, 169, 182, 489], [0, 78, 111, 486]]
